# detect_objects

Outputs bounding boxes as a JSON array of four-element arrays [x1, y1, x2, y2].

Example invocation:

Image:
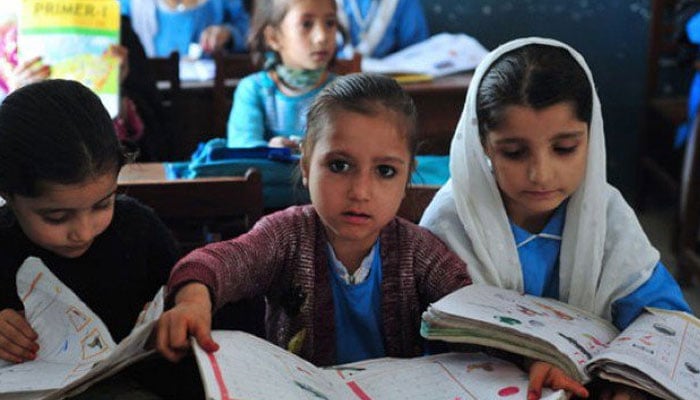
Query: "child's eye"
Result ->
[[377, 165, 397, 178], [94, 198, 115, 210], [42, 214, 69, 225], [554, 145, 577, 155], [501, 149, 526, 160], [326, 19, 337, 28], [302, 20, 313, 29], [328, 160, 350, 173]]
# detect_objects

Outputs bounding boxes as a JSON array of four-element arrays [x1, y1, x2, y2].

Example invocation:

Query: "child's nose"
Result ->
[[349, 171, 372, 200], [527, 155, 553, 184], [312, 24, 330, 44], [68, 215, 95, 243]]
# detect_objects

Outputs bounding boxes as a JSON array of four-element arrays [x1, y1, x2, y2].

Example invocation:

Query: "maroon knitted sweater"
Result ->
[[168, 205, 471, 366]]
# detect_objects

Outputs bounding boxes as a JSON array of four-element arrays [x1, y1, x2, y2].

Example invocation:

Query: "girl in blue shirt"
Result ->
[[122, 0, 250, 57], [226, 0, 338, 148], [420, 37, 692, 399], [336, 0, 429, 58]]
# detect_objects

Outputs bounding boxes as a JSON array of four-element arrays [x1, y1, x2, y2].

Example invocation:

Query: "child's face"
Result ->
[[483, 102, 588, 231], [266, 0, 337, 70], [6, 173, 117, 258], [302, 110, 411, 256]]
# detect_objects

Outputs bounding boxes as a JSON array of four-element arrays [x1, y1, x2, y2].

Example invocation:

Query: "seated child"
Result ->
[[420, 37, 692, 399], [122, 0, 250, 57], [226, 0, 338, 149], [156, 73, 472, 366], [0, 80, 178, 396], [336, 0, 429, 58]]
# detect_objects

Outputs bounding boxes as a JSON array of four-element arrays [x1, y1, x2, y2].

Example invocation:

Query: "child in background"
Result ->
[[336, 0, 429, 58], [157, 73, 471, 366], [226, 0, 338, 149], [121, 0, 250, 57], [0, 80, 178, 397], [420, 38, 692, 399]]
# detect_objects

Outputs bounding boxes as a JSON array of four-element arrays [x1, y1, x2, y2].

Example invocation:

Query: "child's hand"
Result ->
[[269, 136, 300, 149], [527, 360, 589, 399], [105, 45, 129, 84], [8, 56, 50, 92], [199, 25, 232, 54], [0, 308, 39, 363], [597, 383, 649, 400], [155, 282, 219, 362]]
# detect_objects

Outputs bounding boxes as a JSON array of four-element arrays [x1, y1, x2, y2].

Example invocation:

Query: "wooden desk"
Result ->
[[170, 74, 471, 160]]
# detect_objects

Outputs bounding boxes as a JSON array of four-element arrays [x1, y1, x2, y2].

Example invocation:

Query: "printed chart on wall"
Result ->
[[17, 0, 121, 117]]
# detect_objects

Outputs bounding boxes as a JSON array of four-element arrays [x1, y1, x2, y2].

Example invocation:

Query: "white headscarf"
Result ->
[[420, 37, 658, 320]]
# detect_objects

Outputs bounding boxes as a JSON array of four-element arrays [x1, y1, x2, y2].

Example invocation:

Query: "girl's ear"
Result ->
[[264, 25, 280, 51]]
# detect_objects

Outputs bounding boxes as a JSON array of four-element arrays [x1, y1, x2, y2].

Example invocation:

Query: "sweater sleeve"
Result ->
[[227, 74, 269, 148], [168, 210, 295, 309], [407, 221, 472, 304]]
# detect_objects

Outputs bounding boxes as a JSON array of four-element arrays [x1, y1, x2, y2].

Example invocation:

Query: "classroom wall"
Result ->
[[422, 0, 687, 196]]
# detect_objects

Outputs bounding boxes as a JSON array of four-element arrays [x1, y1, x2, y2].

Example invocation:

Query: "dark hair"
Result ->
[[247, 0, 340, 67], [302, 73, 418, 169], [0, 79, 126, 197], [476, 44, 592, 139]]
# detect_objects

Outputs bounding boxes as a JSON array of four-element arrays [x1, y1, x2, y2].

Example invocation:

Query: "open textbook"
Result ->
[[361, 33, 489, 78], [16, 0, 121, 117], [0, 257, 164, 400], [192, 330, 565, 400], [421, 284, 700, 400]]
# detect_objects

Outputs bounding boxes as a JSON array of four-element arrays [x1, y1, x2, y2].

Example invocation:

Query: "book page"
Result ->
[[193, 331, 343, 400], [422, 285, 619, 382], [587, 308, 700, 400], [0, 257, 164, 399], [328, 352, 565, 400], [361, 33, 488, 77], [194, 331, 566, 400]]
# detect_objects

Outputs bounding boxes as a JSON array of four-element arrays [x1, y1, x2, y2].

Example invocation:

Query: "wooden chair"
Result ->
[[637, 0, 688, 209], [212, 53, 258, 136], [329, 52, 362, 75], [147, 52, 181, 159], [677, 109, 700, 284], [118, 167, 263, 253], [397, 184, 440, 223]]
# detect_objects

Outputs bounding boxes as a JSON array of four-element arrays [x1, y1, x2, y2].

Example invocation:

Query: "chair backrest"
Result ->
[[212, 53, 258, 136], [397, 184, 440, 223], [646, 0, 681, 99], [148, 51, 181, 105], [118, 167, 263, 251], [677, 108, 700, 280], [329, 52, 362, 75]]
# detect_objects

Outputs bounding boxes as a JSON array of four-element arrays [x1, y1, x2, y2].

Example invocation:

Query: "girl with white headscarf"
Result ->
[[420, 38, 692, 397]]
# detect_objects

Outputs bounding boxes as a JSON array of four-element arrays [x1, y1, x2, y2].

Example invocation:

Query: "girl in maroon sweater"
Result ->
[[156, 73, 472, 366]]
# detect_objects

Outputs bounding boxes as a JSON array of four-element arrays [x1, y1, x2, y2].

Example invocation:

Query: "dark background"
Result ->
[[421, 0, 691, 197]]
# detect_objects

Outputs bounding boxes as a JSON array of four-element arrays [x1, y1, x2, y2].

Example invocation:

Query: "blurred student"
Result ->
[[226, 0, 337, 148], [0, 15, 171, 161], [122, 0, 250, 57], [336, 0, 429, 58]]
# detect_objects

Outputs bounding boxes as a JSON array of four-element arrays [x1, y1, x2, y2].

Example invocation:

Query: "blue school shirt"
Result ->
[[121, 0, 249, 56], [341, 0, 429, 58], [511, 202, 692, 330], [328, 240, 386, 364], [226, 71, 335, 147]]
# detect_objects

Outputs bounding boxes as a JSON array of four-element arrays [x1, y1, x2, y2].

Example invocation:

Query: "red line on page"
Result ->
[[207, 351, 232, 400], [347, 381, 372, 400]]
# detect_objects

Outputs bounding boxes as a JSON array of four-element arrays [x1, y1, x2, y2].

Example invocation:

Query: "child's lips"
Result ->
[[341, 210, 371, 224], [523, 190, 558, 199]]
